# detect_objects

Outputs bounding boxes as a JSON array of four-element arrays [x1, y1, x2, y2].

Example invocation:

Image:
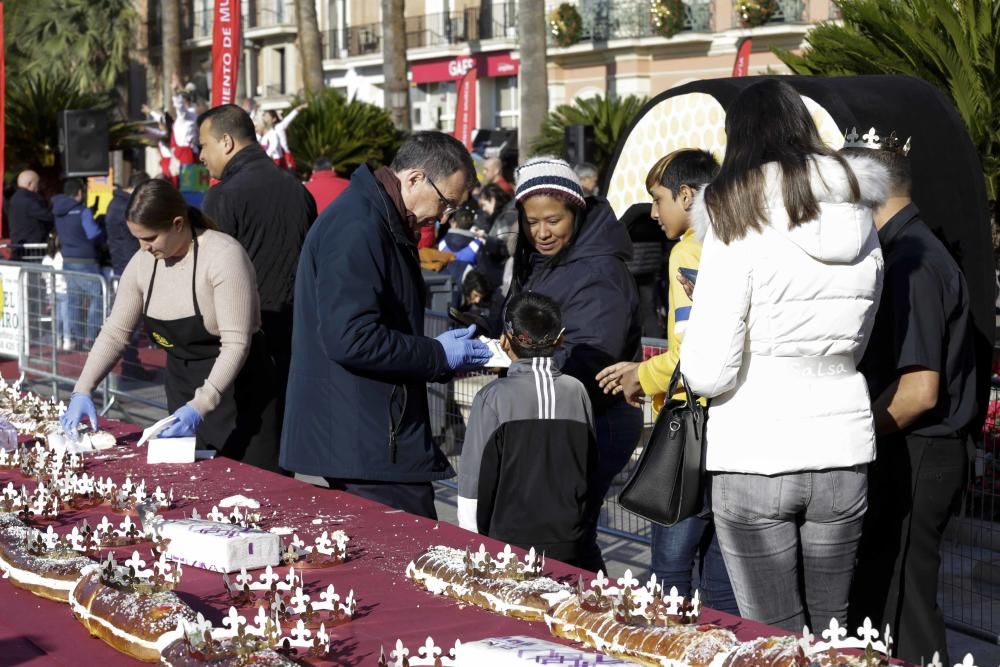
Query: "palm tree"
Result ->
[[532, 94, 649, 175], [296, 0, 325, 93], [518, 0, 549, 158], [4, 0, 137, 94], [775, 0, 1000, 204], [161, 0, 182, 106], [381, 0, 411, 130]]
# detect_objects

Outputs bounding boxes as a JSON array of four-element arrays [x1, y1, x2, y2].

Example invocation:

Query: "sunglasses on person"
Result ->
[[426, 175, 458, 222]]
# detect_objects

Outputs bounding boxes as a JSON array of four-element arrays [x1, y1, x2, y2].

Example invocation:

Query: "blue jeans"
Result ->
[[64, 261, 103, 344], [650, 514, 738, 614], [55, 293, 71, 343], [712, 467, 868, 632]]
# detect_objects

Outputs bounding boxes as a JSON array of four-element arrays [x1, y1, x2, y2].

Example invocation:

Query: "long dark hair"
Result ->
[[704, 79, 860, 244], [511, 194, 585, 291], [125, 178, 219, 232]]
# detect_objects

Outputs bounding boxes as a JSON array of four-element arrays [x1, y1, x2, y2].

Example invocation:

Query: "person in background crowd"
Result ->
[[170, 77, 200, 168], [105, 171, 152, 379], [41, 234, 71, 353], [304, 156, 350, 213], [846, 137, 977, 666], [280, 131, 490, 518], [198, 104, 317, 429], [574, 162, 600, 197], [61, 179, 281, 470], [438, 207, 482, 307], [482, 157, 514, 196], [142, 105, 178, 186], [260, 105, 306, 171], [106, 172, 151, 277], [458, 291, 602, 570], [53, 178, 105, 349], [9, 170, 54, 259], [509, 156, 642, 568], [596, 148, 737, 614], [475, 183, 518, 302], [679, 79, 889, 633]]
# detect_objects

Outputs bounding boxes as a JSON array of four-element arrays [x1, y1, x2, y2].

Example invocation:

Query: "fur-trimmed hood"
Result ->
[[690, 153, 890, 264]]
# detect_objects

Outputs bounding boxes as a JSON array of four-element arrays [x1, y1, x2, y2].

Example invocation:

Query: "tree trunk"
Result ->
[[381, 0, 410, 130], [161, 0, 182, 106], [518, 0, 548, 157], [296, 0, 325, 93]]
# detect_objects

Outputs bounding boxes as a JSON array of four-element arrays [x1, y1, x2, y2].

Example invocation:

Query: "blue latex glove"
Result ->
[[60, 393, 98, 433], [158, 405, 202, 438], [435, 324, 492, 371]]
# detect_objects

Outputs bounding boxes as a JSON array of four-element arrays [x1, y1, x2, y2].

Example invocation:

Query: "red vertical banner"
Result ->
[[211, 0, 242, 106], [732, 37, 752, 77], [452, 66, 477, 151]]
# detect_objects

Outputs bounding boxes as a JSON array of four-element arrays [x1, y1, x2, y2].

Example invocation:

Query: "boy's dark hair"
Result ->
[[450, 207, 476, 230], [840, 147, 912, 196], [390, 131, 478, 192], [463, 270, 490, 298], [196, 104, 256, 144], [645, 148, 719, 198], [63, 178, 84, 197], [313, 156, 333, 171], [503, 291, 563, 358], [128, 171, 151, 190]]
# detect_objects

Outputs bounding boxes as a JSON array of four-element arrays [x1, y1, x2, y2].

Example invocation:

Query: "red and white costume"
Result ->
[[171, 94, 199, 166], [259, 106, 302, 170]]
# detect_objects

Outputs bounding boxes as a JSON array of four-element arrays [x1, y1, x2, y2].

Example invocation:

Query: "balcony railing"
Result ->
[[252, 0, 296, 28], [323, 3, 518, 59], [544, 0, 714, 44]]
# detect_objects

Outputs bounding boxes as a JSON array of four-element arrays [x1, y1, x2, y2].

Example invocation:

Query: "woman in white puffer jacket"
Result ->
[[680, 79, 889, 633]]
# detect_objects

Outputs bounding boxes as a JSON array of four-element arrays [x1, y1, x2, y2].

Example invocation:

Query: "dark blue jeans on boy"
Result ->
[[650, 514, 738, 614]]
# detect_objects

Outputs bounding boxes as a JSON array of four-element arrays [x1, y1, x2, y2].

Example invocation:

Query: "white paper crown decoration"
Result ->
[[175, 605, 335, 660], [378, 637, 461, 667], [580, 570, 701, 624], [280, 530, 350, 567], [843, 126, 912, 156], [464, 543, 545, 580]]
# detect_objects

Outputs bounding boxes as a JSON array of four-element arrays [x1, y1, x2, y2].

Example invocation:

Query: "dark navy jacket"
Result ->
[[279, 165, 453, 482], [105, 189, 138, 275], [8, 188, 53, 249], [52, 195, 104, 261], [519, 198, 641, 413]]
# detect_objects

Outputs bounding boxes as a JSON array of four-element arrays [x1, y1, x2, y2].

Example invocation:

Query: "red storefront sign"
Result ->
[[211, 0, 242, 106], [410, 51, 519, 84]]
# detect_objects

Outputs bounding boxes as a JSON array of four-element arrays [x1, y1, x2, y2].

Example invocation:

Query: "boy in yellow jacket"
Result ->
[[596, 148, 736, 613]]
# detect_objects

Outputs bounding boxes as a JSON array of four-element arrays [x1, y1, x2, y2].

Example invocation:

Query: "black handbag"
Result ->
[[618, 363, 706, 527]]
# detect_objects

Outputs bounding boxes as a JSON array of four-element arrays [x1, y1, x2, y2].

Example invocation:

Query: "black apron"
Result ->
[[143, 232, 281, 472]]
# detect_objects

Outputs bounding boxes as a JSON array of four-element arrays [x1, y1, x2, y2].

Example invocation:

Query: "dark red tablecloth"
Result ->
[[0, 419, 781, 666]]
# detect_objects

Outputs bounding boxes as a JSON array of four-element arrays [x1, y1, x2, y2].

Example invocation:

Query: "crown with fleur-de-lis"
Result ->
[[463, 543, 545, 581], [279, 530, 350, 568], [579, 570, 701, 625], [378, 637, 461, 667], [97, 550, 182, 593], [843, 126, 912, 156]]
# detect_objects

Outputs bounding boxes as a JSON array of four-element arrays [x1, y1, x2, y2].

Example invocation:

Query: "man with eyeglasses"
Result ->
[[280, 131, 492, 519]]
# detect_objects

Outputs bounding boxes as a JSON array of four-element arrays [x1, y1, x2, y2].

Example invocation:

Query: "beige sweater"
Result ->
[[75, 229, 260, 416]]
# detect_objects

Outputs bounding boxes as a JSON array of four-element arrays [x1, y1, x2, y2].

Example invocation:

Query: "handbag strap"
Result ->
[[666, 362, 703, 410]]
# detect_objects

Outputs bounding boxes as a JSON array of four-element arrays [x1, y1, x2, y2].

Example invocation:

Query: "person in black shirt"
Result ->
[[846, 136, 976, 665], [197, 105, 317, 430]]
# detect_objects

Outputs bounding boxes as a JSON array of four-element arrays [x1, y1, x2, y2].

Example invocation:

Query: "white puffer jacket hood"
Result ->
[[681, 154, 889, 475]]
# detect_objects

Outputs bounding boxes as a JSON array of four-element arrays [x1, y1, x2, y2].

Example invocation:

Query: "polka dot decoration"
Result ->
[[607, 92, 847, 219], [607, 92, 727, 218]]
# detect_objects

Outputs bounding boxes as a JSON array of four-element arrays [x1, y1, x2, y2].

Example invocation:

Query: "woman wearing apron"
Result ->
[[61, 179, 281, 471]]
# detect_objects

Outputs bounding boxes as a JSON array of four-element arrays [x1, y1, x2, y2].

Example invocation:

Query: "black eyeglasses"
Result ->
[[426, 175, 458, 221]]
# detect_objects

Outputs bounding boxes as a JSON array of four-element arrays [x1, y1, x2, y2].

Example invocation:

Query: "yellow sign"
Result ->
[[86, 168, 115, 217], [151, 331, 173, 348]]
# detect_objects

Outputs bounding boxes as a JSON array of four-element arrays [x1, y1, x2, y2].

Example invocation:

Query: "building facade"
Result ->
[[157, 0, 835, 125]]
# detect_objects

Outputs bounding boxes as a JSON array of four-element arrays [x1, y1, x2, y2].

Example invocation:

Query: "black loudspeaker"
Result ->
[[58, 110, 110, 177], [564, 124, 595, 165]]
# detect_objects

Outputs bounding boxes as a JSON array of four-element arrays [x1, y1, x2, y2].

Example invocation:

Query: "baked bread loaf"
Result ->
[[159, 637, 298, 666], [545, 594, 740, 667], [70, 567, 196, 662], [0, 512, 94, 601], [406, 545, 571, 621]]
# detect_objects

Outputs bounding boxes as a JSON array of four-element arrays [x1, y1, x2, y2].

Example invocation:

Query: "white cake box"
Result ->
[[455, 635, 637, 665], [158, 519, 280, 573], [146, 436, 196, 464]]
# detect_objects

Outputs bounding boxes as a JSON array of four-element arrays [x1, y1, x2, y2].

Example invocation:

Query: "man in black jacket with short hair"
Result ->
[[198, 104, 317, 420], [9, 170, 53, 259]]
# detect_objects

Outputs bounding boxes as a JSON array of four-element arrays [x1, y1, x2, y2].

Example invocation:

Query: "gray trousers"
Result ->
[[712, 466, 868, 632]]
